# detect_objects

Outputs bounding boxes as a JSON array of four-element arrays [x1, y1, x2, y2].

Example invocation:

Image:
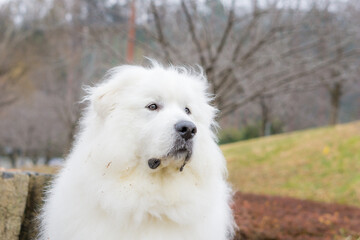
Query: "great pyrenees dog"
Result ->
[[39, 62, 235, 240]]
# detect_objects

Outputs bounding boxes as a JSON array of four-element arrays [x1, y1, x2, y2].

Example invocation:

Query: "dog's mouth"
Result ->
[[169, 147, 192, 159], [148, 139, 193, 172], [170, 147, 192, 172]]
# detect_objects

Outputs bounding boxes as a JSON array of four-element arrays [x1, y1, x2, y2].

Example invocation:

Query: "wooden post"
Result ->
[[126, 0, 136, 63]]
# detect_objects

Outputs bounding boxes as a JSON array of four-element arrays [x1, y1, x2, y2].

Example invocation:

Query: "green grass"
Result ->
[[222, 121, 360, 207]]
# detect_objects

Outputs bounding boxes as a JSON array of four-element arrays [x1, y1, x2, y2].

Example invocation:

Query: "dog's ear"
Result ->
[[90, 65, 144, 118], [91, 83, 118, 118]]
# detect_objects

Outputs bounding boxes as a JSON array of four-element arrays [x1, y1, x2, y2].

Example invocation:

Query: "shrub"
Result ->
[[218, 128, 245, 144], [219, 120, 284, 144]]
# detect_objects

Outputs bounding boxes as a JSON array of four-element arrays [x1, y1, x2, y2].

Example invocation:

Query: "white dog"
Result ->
[[39, 62, 235, 240]]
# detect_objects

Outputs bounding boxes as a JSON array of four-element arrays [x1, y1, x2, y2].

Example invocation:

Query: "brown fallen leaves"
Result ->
[[232, 192, 360, 240]]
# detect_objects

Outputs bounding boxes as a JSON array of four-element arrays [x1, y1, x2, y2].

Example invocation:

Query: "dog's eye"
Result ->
[[146, 103, 158, 111], [185, 107, 191, 115]]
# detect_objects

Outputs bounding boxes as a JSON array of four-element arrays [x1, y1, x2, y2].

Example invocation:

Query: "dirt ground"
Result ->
[[232, 192, 360, 240]]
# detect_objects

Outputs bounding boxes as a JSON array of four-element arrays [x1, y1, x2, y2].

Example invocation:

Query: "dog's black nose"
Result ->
[[175, 121, 197, 141]]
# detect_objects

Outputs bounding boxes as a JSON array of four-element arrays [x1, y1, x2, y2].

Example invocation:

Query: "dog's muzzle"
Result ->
[[170, 120, 197, 171], [148, 120, 197, 172]]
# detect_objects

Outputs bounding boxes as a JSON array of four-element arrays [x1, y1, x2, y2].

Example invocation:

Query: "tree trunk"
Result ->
[[65, 123, 76, 154], [9, 153, 17, 168], [260, 96, 269, 136], [329, 82, 342, 125]]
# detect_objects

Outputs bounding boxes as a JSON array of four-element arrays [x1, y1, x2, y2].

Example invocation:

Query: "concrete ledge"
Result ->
[[0, 171, 53, 240]]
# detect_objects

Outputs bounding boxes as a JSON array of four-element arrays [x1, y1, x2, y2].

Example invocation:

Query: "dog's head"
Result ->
[[85, 63, 217, 173]]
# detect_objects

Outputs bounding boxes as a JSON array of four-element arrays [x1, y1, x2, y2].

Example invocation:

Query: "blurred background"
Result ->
[[0, 0, 359, 203]]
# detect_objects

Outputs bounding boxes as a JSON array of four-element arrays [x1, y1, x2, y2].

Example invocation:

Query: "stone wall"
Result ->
[[0, 171, 52, 240]]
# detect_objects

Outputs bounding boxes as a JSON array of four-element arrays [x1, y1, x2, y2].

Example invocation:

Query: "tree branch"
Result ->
[[220, 49, 359, 117], [206, 0, 235, 74], [181, 0, 206, 67], [150, 0, 173, 62]]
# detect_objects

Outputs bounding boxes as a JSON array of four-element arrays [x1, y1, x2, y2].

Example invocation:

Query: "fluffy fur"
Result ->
[[39, 63, 236, 240]]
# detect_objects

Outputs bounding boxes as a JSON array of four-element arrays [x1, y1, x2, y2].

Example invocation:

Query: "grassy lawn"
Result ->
[[221, 121, 360, 207]]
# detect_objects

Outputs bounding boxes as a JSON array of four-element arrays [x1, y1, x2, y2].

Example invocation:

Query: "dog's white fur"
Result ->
[[39, 63, 235, 240]]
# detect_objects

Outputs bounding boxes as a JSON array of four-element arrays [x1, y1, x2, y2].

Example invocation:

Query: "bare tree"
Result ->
[[39, 0, 133, 151], [310, 1, 360, 125], [0, 2, 31, 111], [146, 0, 359, 121]]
